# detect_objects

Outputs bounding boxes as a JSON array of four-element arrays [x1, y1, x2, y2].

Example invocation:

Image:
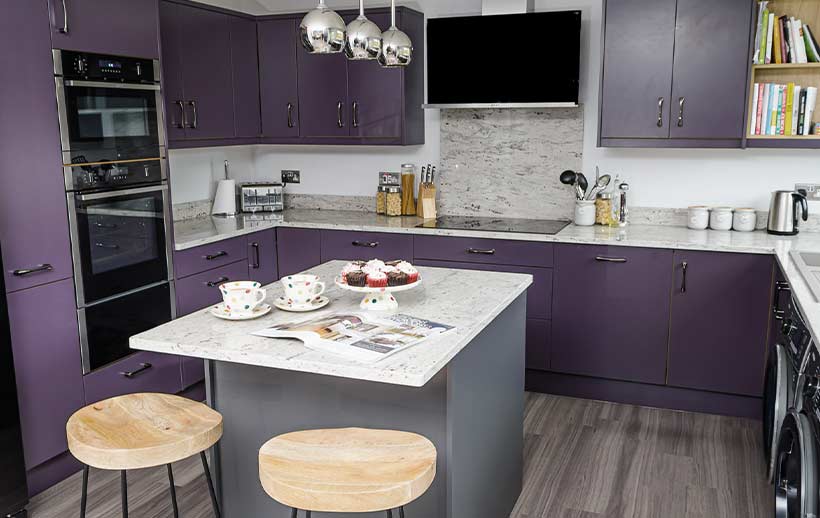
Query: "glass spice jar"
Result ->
[[376, 187, 387, 214], [595, 192, 613, 225], [386, 187, 402, 216]]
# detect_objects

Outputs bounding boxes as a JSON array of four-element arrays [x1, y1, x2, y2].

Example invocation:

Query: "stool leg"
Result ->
[[386, 510, 393, 518], [80, 465, 89, 518], [120, 471, 129, 518], [305, 512, 311, 518], [200, 451, 221, 518], [167, 464, 180, 518], [290, 509, 298, 518], [399, 506, 405, 518]]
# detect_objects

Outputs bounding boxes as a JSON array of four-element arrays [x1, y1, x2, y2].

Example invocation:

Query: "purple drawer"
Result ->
[[527, 319, 551, 371], [181, 356, 205, 389], [414, 259, 552, 320], [174, 236, 248, 279], [83, 351, 182, 404], [176, 260, 249, 316], [321, 230, 414, 263], [413, 235, 554, 268]]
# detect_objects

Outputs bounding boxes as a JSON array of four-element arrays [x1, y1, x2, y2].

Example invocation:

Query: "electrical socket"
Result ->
[[282, 170, 300, 184], [795, 183, 820, 201]]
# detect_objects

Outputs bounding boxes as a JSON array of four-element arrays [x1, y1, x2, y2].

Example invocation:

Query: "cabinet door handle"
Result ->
[[657, 97, 664, 127], [205, 251, 228, 261], [120, 363, 152, 379], [352, 101, 359, 128], [680, 261, 688, 293], [207, 277, 229, 288], [595, 256, 627, 263], [287, 102, 294, 128], [174, 100, 186, 129], [467, 248, 496, 255], [12, 264, 54, 277], [773, 281, 791, 320], [352, 240, 379, 248], [188, 100, 198, 129], [250, 242, 261, 269], [677, 97, 685, 127], [337, 101, 344, 128], [57, 0, 69, 33]]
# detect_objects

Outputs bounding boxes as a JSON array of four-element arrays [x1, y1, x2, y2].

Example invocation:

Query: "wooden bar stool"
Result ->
[[66, 393, 224, 518], [259, 427, 437, 517]]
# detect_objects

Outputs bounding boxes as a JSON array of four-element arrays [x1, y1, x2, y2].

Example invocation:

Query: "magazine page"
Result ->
[[252, 313, 454, 363]]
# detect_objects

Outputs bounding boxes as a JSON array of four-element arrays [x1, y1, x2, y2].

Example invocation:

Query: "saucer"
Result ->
[[210, 303, 272, 321], [274, 296, 330, 312]]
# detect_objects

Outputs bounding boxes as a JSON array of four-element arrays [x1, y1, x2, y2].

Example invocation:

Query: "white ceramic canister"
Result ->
[[574, 200, 596, 226], [687, 206, 710, 230], [709, 207, 734, 230], [732, 208, 757, 232]]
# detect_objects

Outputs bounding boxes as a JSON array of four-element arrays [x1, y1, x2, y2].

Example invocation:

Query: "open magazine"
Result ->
[[252, 313, 454, 363]]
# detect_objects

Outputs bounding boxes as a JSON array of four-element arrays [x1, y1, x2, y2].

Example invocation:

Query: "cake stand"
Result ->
[[334, 277, 422, 311]]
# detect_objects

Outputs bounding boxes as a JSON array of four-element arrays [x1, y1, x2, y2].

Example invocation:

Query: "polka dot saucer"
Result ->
[[274, 295, 330, 313], [210, 302, 272, 321]]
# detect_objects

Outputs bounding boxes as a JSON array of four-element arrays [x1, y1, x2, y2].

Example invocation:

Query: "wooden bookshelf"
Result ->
[[746, 0, 820, 146]]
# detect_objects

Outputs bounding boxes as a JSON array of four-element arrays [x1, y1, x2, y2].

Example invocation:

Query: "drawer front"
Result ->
[[414, 235, 554, 268], [175, 236, 248, 278], [176, 260, 250, 316], [321, 230, 414, 263], [181, 356, 206, 389], [414, 260, 552, 320], [83, 351, 182, 404]]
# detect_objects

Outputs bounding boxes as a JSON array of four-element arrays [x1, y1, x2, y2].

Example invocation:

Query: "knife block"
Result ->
[[417, 184, 437, 220]]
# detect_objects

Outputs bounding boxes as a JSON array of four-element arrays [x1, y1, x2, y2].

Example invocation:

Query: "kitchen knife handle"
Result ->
[[207, 277, 229, 288], [120, 363, 152, 379], [680, 261, 688, 293], [13, 264, 54, 277]]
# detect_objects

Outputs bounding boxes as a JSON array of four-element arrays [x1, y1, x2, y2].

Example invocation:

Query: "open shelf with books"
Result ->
[[746, 0, 820, 147]]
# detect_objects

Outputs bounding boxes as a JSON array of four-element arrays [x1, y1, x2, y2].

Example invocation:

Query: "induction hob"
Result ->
[[416, 216, 571, 235]]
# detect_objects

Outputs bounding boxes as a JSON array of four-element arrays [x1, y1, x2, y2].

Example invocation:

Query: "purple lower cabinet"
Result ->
[[176, 260, 250, 316], [174, 235, 248, 279], [551, 244, 673, 385], [414, 235, 554, 268], [181, 357, 205, 389], [526, 319, 551, 371], [276, 228, 322, 277], [667, 251, 773, 397], [26, 451, 82, 498], [83, 351, 182, 404], [248, 229, 278, 286], [320, 230, 413, 263], [6, 279, 85, 470]]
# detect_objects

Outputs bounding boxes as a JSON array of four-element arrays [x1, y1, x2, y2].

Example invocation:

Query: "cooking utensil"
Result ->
[[586, 174, 612, 200], [576, 173, 589, 199]]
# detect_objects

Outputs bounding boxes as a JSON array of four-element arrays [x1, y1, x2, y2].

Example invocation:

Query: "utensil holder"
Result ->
[[574, 200, 595, 226], [417, 184, 437, 219]]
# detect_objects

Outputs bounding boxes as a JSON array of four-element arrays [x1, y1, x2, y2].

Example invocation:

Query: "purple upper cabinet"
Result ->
[[258, 18, 300, 139], [47, 0, 160, 58], [230, 16, 262, 139], [159, 1, 187, 142], [599, 0, 676, 140], [276, 228, 322, 277], [667, 251, 773, 397], [297, 47, 350, 138], [551, 244, 673, 385], [248, 229, 278, 286], [668, 0, 751, 139], [1, 0, 73, 293], [7, 279, 85, 469]]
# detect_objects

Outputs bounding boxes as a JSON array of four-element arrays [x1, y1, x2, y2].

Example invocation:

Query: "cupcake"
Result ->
[[396, 261, 419, 283], [366, 271, 388, 288], [346, 270, 367, 287], [387, 270, 409, 286], [363, 259, 386, 274]]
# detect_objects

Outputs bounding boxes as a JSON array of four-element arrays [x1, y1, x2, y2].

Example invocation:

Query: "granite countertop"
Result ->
[[131, 261, 532, 387]]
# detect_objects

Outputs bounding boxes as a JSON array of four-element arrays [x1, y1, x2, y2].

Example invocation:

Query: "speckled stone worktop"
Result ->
[[131, 260, 531, 387]]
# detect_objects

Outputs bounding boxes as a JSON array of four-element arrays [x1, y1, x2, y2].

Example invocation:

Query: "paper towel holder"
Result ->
[[211, 160, 237, 216]]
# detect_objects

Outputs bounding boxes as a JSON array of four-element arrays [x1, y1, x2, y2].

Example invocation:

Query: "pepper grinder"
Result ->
[[618, 182, 629, 227]]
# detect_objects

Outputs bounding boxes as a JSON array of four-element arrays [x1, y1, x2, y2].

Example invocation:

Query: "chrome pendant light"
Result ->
[[378, 0, 412, 67], [299, 0, 346, 54], [344, 0, 382, 60]]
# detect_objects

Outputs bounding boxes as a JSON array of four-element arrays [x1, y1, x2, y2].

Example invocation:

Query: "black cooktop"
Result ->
[[416, 216, 571, 235]]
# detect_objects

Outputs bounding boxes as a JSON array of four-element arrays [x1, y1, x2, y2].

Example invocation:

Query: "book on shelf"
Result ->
[[753, 2, 768, 64], [774, 18, 783, 64], [806, 25, 820, 62], [750, 83, 818, 136], [767, 13, 775, 63], [753, 2, 820, 64]]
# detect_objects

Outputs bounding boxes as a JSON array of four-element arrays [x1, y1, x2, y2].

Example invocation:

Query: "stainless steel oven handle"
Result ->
[[78, 184, 167, 201], [63, 80, 161, 91]]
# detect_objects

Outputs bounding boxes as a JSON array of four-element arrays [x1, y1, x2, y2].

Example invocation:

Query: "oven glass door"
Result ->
[[70, 186, 171, 305], [59, 80, 162, 163]]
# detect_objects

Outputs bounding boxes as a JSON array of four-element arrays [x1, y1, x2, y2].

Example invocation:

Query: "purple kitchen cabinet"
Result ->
[[248, 229, 278, 286], [297, 48, 349, 138], [47, 0, 160, 59], [176, 260, 250, 316], [527, 319, 551, 371], [277, 228, 322, 277], [7, 279, 85, 469], [320, 230, 413, 263], [174, 235, 248, 279], [414, 235, 554, 268], [258, 18, 300, 139], [181, 356, 205, 389], [599, 0, 676, 139], [668, 0, 751, 139], [159, 0, 187, 142], [551, 244, 673, 385], [83, 351, 182, 404], [230, 15, 262, 139], [1, 0, 74, 293], [667, 251, 773, 396]]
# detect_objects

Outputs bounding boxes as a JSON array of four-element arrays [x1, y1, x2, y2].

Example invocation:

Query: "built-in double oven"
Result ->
[[54, 49, 175, 374]]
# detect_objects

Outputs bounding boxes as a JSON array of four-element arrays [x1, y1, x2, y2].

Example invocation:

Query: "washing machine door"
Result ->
[[766, 344, 793, 482], [774, 410, 817, 518]]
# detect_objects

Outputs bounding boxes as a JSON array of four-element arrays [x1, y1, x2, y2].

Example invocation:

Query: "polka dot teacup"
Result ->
[[282, 274, 325, 307], [219, 281, 266, 316]]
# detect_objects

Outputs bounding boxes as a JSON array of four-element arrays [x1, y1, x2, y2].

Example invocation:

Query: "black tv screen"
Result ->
[[426, 11, 581, 106]]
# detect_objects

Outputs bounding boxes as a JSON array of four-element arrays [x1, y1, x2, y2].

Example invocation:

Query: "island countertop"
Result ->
[[130, 261, 532, 387]]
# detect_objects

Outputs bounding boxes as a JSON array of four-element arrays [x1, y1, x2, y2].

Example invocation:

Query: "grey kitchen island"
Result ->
[[131, 261, 532, 518]]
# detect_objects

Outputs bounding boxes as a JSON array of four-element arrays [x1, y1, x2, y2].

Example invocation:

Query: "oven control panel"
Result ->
[[68, 160, 165, 191], [57, 50, 157, 84]]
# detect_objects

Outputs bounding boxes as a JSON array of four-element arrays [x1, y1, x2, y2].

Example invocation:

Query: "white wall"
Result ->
[[170, 0, 820, 211]]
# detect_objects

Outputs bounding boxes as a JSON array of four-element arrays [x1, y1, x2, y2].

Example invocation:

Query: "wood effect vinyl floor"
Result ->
[[28, 393, 772, 518]]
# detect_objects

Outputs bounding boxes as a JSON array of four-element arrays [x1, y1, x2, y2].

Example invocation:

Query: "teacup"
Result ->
[[281, 274, 325, 307], [219, 281, 266, 316]]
